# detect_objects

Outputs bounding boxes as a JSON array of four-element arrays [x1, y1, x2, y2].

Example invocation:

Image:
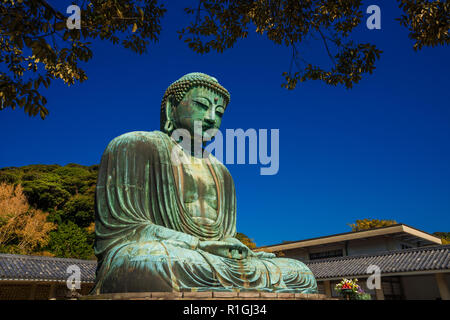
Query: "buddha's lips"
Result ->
[[202, 125, 217, 134]]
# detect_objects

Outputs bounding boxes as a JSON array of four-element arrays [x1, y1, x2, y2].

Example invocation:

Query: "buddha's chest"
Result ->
[[180, 160, 218, 224]]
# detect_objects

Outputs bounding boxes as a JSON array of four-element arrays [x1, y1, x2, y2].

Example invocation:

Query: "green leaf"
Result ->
[[18, 97, 26, 107], [54, 22, 66, 31], [138, 7, 145, 21]]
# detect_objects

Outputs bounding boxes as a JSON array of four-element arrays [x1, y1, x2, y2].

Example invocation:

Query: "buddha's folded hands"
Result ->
[[222, 237, 276, 259], [198, 239, 251, 260], [138, 223, 200, 250]]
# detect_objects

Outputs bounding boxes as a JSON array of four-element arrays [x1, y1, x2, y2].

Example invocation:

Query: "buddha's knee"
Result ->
[[273, 258, 317, 292], [96, 241, 177, 292], [273, 257, 312, 274], [96, 241, 215, 293]]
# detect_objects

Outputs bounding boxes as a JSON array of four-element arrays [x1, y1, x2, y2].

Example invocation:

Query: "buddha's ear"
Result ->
[[164, 95, 176, 134], [165, 95, 175, 122]]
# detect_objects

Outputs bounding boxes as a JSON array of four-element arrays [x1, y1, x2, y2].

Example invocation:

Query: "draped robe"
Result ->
[[92, 131, 317, 294]]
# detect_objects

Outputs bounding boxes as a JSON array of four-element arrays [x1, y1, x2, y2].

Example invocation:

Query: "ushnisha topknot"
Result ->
[[160, 72, 230, 130]]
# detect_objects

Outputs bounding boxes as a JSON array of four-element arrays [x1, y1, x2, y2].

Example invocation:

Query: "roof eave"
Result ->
[[255, 224, 442, 252]]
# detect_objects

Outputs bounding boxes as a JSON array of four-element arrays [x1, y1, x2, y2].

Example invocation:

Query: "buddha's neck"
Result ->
[[175, 138, 208, 158]]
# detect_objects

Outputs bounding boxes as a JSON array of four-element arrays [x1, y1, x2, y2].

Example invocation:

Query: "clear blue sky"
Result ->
[[1, 1, 449, 246]]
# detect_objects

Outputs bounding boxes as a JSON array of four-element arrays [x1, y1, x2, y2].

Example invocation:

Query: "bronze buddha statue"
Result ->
[[92, 72, 317, 294]]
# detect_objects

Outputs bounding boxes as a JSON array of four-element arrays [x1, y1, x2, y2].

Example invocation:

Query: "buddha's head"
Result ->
[[160, 73, 230, 142]]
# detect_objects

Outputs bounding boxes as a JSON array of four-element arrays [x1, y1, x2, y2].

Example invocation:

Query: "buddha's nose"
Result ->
[[204, 112, 216, 125]]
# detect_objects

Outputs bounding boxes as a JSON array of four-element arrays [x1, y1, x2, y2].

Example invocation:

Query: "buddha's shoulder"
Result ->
[[208, 155, 233, 180], [106, 131, 171, 150]]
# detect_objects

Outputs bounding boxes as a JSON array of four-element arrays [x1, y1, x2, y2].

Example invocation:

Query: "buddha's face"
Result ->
[[171, 86, 226, 141]]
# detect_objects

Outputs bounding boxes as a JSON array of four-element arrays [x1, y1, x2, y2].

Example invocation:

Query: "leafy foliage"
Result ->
[[46, 221, 94, 259], [179, 0, 379, 89], [0, 164, 97, 258], [0, 183, 56, 254], [179, 0, 448, 89], [0, 0, 166, 118], [398, 0, 450, 51], [432, 232, 450, 245], [1, 1, 449, 118], [348, 218, 398, 232], [61, 194, 95, 228], [235, 232, 257, 249]]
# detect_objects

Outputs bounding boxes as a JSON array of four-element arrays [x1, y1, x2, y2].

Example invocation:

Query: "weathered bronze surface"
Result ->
[[92, 73, 317, 294]]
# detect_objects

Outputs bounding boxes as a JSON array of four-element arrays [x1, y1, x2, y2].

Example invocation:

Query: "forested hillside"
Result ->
[[0, 164, 98, 259]]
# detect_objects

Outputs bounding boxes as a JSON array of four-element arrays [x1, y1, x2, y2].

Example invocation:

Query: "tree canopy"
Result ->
[[46, 220, 94, 259], [1, 0, 449, 118], [0, 182, 56, 255], [432, 232, 450, 245], [235, 232, 257, 249], [0, 163, 97, 258], [1, 0, 165, 118], [348, 218, 398, 232]]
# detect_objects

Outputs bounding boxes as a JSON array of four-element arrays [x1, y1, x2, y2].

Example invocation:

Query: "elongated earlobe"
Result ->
[[164, 119, 174, 133], [164, 98, 175, 135]]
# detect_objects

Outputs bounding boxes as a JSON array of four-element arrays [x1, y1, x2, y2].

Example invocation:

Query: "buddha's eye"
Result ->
[[193, 99, 209, 110], [216, 106, 224, 116]]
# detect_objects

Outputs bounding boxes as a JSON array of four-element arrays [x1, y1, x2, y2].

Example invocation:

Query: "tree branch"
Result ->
[[317, 28, 336, 65], [37, 0, 66, 20]]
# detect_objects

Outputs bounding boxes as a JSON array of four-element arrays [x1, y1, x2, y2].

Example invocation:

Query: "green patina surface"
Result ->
[[92, 73, 317, 294]]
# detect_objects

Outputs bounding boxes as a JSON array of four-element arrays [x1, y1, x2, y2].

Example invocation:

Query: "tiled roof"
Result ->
[[1, 245, 449, 282], [305, 245, 450, 280], [0, 254, 96, 282]]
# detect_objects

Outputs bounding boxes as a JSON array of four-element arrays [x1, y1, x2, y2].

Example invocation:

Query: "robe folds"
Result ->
[[92, 131, 317, 294]]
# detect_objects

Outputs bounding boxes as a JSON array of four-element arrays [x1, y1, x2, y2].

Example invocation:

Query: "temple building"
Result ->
[[0, 224, 448, 300], [256, 224, 449, 300], [0, 255, 95, 300]]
